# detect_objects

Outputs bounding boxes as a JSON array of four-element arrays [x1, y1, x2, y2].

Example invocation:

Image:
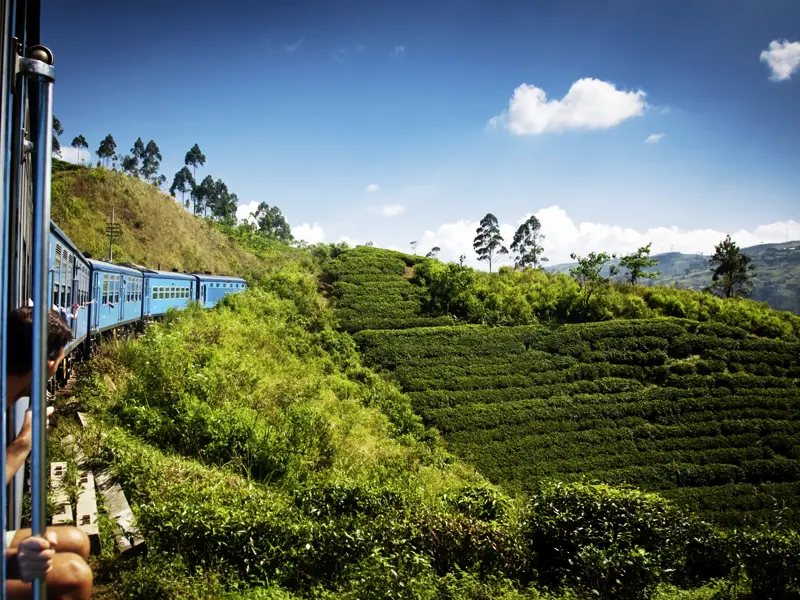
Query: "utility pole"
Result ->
[[106, 206, 122, 262]]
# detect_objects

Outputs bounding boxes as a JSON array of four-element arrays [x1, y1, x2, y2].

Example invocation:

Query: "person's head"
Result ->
[[6, 306, 73, 396]]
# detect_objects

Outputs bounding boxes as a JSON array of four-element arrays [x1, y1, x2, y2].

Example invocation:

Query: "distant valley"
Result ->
[[547, 241, 800, 315]]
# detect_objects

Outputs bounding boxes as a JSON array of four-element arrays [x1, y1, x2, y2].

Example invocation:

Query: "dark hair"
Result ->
[[6, 306, 74, 375]]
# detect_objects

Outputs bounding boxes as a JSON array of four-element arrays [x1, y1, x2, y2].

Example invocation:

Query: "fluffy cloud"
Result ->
[[235, 201, 259, 223], [54, 146, 89, 165], [645, 133, 664, 144], [391, 45, 406, 57], [293, 222, 325, 244], [489, 78, 648, 136], [377, 204, 405, 217], [416, 206, 800, 269], [365, 183, 379, 192], [760, 39, 800, 81]]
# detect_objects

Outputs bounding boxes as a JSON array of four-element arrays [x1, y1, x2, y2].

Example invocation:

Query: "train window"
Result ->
[[102, 275, 108, 305], [114, 275, 120, 304]]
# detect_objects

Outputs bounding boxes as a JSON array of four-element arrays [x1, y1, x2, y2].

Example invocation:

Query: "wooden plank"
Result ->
[[49, 462, 73, 526], [76, 469, 101, 555], [94, 468, 144, 552]]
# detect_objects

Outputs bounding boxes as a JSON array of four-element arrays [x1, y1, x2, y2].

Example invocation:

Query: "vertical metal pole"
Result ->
[[0, 0, 12, 593], [20, 46, 54, 600]]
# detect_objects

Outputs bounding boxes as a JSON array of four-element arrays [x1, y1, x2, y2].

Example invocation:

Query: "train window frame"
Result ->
[[102, 275, 108, 305]]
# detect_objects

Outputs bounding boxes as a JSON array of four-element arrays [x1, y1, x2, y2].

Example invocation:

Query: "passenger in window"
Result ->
[[4, 307, 93, 599]]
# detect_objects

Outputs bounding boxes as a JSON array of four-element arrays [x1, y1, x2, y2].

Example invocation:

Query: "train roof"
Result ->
[[86, 259, 144, 276], [50, 221, 90, 266], [117, 262, 196, 281], [142, 269, 196, 281], [193, 273, 247, 283]]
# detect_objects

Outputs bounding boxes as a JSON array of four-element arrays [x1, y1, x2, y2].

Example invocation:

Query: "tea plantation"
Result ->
[[323, 245, 455, 332], [354, 317, 800, 527]]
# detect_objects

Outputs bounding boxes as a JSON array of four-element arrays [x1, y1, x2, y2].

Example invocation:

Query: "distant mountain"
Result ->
[[547, 241, 800, 315]]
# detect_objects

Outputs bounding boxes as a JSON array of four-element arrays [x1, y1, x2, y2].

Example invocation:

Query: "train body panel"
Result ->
[[49, 223, 91, 353], [143, 270, 195, 317], [195, 274, 247, 308], [87, 260, 144, 333]]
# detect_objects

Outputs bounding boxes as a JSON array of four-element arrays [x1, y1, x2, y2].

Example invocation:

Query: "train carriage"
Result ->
[[87, 260, 144, 334], [49, 222, 90, 353], [194, 273, 247, 308], [142, 269, 195, 317]]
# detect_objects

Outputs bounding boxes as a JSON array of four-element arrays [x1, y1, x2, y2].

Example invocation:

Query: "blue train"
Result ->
[[50, 222, 247, 360]]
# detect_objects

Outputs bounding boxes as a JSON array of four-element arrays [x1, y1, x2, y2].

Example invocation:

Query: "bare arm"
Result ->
[[6, 431, 31, 485]]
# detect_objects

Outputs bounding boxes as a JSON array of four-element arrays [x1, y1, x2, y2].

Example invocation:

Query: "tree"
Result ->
[[169, 167, 195, 206], [206, 178, 238, 221], [121, 155, 139, 177], [140, 140, 163, 182], [510, 215, 547, 269], [52, 115, 64, 157], [96, 134, 116, 167], [184, 143, 206, 180], [707, 235, 756, 298], [71, 135, 88, 162], [426, 246, 441, 258], [473, 213, 508, 272], [250, 202, 293, 243], [618, 243, 660, 284], [412, 259, 475, 319], [191, 175, 213, 216], [154, 174, 167, 190], [569, 251, 619, 311], [410, 241, 418, 254]]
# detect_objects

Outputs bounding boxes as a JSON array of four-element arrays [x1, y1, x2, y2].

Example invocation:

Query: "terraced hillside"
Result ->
[[355, 319, 800, 526], [324, 245, 455, 331]]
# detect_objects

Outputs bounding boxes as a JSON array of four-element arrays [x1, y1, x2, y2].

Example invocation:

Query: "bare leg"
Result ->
[[9, 528, 89, 562], [6, 551, 93, 600]]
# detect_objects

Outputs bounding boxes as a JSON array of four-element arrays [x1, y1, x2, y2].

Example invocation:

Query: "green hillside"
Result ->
[[548, 242, 800, 315], [51, 160, 305, 283], [48, 171, 800, 599], [326, 247, 800, 527], [354, 319, 800, 527]]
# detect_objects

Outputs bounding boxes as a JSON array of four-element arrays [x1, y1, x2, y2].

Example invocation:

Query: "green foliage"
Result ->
[[474, 213, 508, 272], [326, 246, 800, 339], [170, 166, 195, 206], [184, 142, 206, 179], [50, 167, 304, 284], [96, 133, 117, 167], [511, 215, 547, 269], [247, 202, 294, 243], [52, 114, 63, 156], [569, 251, 620, 314], [355, 317, 800, 527], [70, 133, 88, 161], [140, 139, 163, 182], [620, 243, 661, 284], [708, 235, 756, 299]]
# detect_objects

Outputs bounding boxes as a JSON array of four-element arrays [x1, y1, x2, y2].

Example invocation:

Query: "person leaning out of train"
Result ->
[[4, 306, 93, 599]]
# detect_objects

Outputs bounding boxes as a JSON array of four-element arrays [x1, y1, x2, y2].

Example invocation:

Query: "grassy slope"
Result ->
[[48, 169, 798, 598], [327, 247, 800, 527], [51, 161, 305, 282]]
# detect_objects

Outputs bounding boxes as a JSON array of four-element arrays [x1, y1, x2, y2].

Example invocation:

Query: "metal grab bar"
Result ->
[[17, 44, 54, 600]]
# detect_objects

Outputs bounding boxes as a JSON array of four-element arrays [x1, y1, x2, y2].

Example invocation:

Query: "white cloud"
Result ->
[[760, 39, 800, 81], [54, 146, 89, 165], [236, 201, 260, 223], [293, 222, 325, 244], [489, 78, 648, 136], [376, 204, 406, 217], [391, 45, 406, 57], [645, 133, 664, 144], [415, 206, 800, 269], [284, 37, 305, 53], [365, 183, 379, 192]]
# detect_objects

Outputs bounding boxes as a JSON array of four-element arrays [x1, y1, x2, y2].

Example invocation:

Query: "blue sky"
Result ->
[[43, 0, 799, 265]]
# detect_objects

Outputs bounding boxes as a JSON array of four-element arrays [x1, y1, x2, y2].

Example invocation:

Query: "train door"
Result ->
[[201, 283, 206, 305], [119, 276, 125, 321]]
